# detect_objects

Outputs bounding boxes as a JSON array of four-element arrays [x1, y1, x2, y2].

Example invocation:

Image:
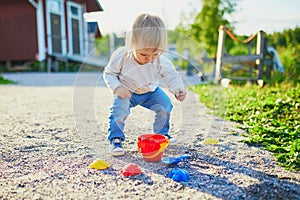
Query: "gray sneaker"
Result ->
[[110, 138, 125, 156]]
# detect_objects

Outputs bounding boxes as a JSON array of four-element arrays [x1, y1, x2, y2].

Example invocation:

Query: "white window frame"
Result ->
[[46, 0, 67, 56], [67, 1, 84, 56]]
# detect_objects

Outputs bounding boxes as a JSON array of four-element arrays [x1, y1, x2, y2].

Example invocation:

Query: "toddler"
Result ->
[[103, 13, 187, 156]]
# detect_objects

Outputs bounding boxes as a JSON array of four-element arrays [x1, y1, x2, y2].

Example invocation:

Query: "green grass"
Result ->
[[0, 75, 15, 84], [190, 83, 300, 171]]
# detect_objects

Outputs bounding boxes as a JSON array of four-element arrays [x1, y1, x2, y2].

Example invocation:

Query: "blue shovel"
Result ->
[[161, 155, 191, 165]]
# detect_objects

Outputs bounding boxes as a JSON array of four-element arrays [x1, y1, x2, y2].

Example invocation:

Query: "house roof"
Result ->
[[86, 0, 104, 12]]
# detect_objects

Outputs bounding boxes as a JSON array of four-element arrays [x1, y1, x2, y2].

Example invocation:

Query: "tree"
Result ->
[[189, 0, 238, 56], [268, 26, 300, 48]]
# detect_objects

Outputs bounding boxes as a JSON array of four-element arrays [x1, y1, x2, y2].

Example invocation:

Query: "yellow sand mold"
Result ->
[[203, 138, 219, 145], [89, 159, 110, 170]]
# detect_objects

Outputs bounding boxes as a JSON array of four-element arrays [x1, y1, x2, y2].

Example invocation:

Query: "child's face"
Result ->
[[133, 48, 160, 65]]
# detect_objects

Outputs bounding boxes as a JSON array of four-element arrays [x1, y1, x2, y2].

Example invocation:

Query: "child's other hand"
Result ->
[[174, 90, 186, 102], [114, 86, 131, 98]]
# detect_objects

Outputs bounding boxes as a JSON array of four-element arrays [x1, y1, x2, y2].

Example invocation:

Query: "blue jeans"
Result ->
[[107, 87, 173, 141]]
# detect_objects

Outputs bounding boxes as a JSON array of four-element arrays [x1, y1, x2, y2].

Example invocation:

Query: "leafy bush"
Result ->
[[190, 83, 300, 171], [0, 75, 15, 84], [277, 45, 300, 84], [228, 44, 249, 55]]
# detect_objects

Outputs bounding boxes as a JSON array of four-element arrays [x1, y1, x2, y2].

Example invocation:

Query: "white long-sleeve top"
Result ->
[[103, 47, 185, 94]]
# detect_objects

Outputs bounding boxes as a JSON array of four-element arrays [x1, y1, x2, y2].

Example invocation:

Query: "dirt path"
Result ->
[[0, 73, 299, 199]]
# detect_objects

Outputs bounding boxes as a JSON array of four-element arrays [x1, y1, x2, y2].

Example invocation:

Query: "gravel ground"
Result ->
[[0, 72, 299, 200]]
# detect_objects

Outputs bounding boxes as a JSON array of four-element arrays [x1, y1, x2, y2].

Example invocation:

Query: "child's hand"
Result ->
[[174, 90, 186, 102], [114, 86, 131, 98]]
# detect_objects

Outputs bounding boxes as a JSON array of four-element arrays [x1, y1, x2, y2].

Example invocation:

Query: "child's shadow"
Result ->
[[110, 146, 300, 199], [181, 152, 300, 199]]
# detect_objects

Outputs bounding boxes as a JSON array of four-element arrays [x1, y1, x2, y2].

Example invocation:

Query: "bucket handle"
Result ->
[[141, 139, 170, 159]]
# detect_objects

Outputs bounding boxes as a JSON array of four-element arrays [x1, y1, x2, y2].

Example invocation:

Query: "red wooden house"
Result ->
[[0, 0, 104, 71]]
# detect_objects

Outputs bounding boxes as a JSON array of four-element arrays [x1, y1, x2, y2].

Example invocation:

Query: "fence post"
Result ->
[[214, 25, 226, 84], [256, 30, 265, 79]]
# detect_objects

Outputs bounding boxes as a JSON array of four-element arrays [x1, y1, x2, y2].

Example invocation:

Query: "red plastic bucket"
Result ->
[[137, 134, 169, 162]]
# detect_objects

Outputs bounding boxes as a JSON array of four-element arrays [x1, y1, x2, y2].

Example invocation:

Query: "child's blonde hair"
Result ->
[[125, 13, 168, 52]]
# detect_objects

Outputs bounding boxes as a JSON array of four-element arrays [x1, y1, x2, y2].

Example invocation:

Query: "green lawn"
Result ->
[[0, 75, 15, 84], [190, 83, 300, 171]]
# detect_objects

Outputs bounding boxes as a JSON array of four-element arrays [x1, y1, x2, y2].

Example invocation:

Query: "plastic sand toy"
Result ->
[[203, 138, 219, 144], [89, 159, 110, 170], [120, 163, 142, 177], [161, 155, 191, 165], [137, 134, 169, 162], [168, 169, 190, 182]]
